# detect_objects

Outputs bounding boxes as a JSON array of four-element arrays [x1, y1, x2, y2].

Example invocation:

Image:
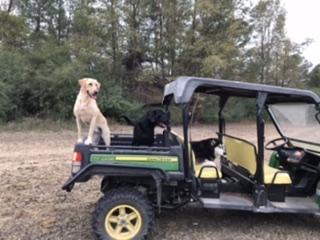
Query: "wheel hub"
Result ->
[[105, 204, 142, 239], [119, 217, 127, 226]]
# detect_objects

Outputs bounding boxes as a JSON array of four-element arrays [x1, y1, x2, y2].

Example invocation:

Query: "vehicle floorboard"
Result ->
[[201, 194, 320, 214], [269, 196, 319, 213], [201, 193, 254, 211]]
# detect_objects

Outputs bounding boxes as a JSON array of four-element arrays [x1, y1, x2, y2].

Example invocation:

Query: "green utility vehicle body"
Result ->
[[63, 76, 320, 240]]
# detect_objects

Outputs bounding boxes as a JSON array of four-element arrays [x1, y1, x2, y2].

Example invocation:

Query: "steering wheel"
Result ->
[[265, 137, 288, 151]]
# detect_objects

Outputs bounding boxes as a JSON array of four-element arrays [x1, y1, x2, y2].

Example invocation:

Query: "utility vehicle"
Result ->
[[63, 76, 320, 240]]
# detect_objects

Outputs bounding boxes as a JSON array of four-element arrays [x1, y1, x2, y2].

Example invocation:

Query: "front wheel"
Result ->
[[92, 187, 154, 240]]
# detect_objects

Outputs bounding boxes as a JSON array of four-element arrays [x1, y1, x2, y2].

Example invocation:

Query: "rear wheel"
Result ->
[[92, 187, 154, 240]]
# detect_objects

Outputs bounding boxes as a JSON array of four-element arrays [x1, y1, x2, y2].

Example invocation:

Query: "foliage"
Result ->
[[0, 81, 11, 121], [197, 96, 257, 124], [97, 81, 144, 121], [242, 0, 312, 87], [0, 50, 27, 121], [0, 0, 318, 124], [308, 64, 320, 87], [0, 11, 29, 49]]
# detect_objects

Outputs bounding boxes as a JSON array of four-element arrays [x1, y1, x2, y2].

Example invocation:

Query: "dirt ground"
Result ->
[[1, 123, 320, 240]]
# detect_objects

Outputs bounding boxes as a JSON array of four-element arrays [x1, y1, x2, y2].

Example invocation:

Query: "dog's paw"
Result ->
[[77, 138, 83, 143], [84, 137, 92, 145]]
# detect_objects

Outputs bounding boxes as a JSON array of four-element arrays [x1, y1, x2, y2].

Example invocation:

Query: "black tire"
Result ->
[[92, 187, 154, 240]]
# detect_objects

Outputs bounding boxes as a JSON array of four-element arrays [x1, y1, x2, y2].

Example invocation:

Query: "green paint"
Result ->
[[90, 154, 180, 171], [268, 151, 280, 168]]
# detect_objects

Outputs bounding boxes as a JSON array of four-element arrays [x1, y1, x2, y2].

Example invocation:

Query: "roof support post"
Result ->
[[256, 92, 268, 184], [182, 103, 192, 181], [218, 95, 229, 138]]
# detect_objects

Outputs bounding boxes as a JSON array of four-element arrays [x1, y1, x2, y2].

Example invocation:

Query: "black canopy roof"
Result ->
[[163, 76, 320, 105]]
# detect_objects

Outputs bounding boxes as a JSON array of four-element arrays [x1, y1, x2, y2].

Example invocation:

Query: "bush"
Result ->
[[0, 81, 11, 121], [222, 98, 256, 122], [189, 95, 257, 124], [97, 82, 144, 121], [0, 51, 26, 121]]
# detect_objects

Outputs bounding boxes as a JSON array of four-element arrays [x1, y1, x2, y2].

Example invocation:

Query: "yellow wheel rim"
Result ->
[[105, 204, 142, 240]]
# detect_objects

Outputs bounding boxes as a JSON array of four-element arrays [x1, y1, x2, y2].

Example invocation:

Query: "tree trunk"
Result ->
[[111, 0, 118, 76], [7, 0, 13, 12]]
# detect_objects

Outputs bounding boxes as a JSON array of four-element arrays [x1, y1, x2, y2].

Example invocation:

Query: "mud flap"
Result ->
[[156, 178, 162, 213]]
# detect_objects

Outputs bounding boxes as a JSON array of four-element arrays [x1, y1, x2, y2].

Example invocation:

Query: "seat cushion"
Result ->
[[264, 164, 292, 184], [194, 161, 222, 179]]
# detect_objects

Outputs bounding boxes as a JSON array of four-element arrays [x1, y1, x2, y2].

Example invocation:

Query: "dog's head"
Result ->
[[146, 109, 170, 128], [79, 78, 101, 100]]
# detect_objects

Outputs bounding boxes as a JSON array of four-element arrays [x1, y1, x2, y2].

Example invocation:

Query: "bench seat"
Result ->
[[194, 162, 222, 179], [223, 134, 292, 185], [264, 164, 291, 184]]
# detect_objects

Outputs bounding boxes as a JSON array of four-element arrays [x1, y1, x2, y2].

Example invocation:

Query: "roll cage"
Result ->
[[163, 76, 320, 184]]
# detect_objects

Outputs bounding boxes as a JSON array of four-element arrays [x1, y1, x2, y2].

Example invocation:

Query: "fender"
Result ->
[[62, 163, 169, 191], [62, 163, 169, 210]]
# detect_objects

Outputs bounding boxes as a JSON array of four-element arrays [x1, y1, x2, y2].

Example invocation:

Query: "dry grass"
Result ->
[[0, 123, 320, 240]]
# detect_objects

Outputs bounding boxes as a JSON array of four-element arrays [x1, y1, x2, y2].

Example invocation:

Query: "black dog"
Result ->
[[122, 109, 170, 146], [191, 138, 221, 163]]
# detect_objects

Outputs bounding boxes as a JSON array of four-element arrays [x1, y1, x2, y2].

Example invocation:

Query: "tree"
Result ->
[[0, 50, 27, 121], [0, 0, 316, 123], [179, 0, 251, 79], [7, 0, 13, 12], [0, 11, 29, 50], [44, 0, 70, 43], [0, 0, 14, 12], [248, 0, 285, 84], [93, 0, 124, 80], [244, 0, 311, 87], [308, 64, 320, 87]]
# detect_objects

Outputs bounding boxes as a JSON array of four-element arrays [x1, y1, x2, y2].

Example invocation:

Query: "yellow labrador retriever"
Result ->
[[73, 78, 110, 146]]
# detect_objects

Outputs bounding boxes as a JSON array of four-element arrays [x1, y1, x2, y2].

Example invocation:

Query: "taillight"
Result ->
[[73, 152, 82, 162], [72, 152, 82, 174]]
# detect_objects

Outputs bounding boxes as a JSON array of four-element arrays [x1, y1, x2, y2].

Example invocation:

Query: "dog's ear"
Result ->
[[78, 79, 87, 88], [97, 81, 101, 89]]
